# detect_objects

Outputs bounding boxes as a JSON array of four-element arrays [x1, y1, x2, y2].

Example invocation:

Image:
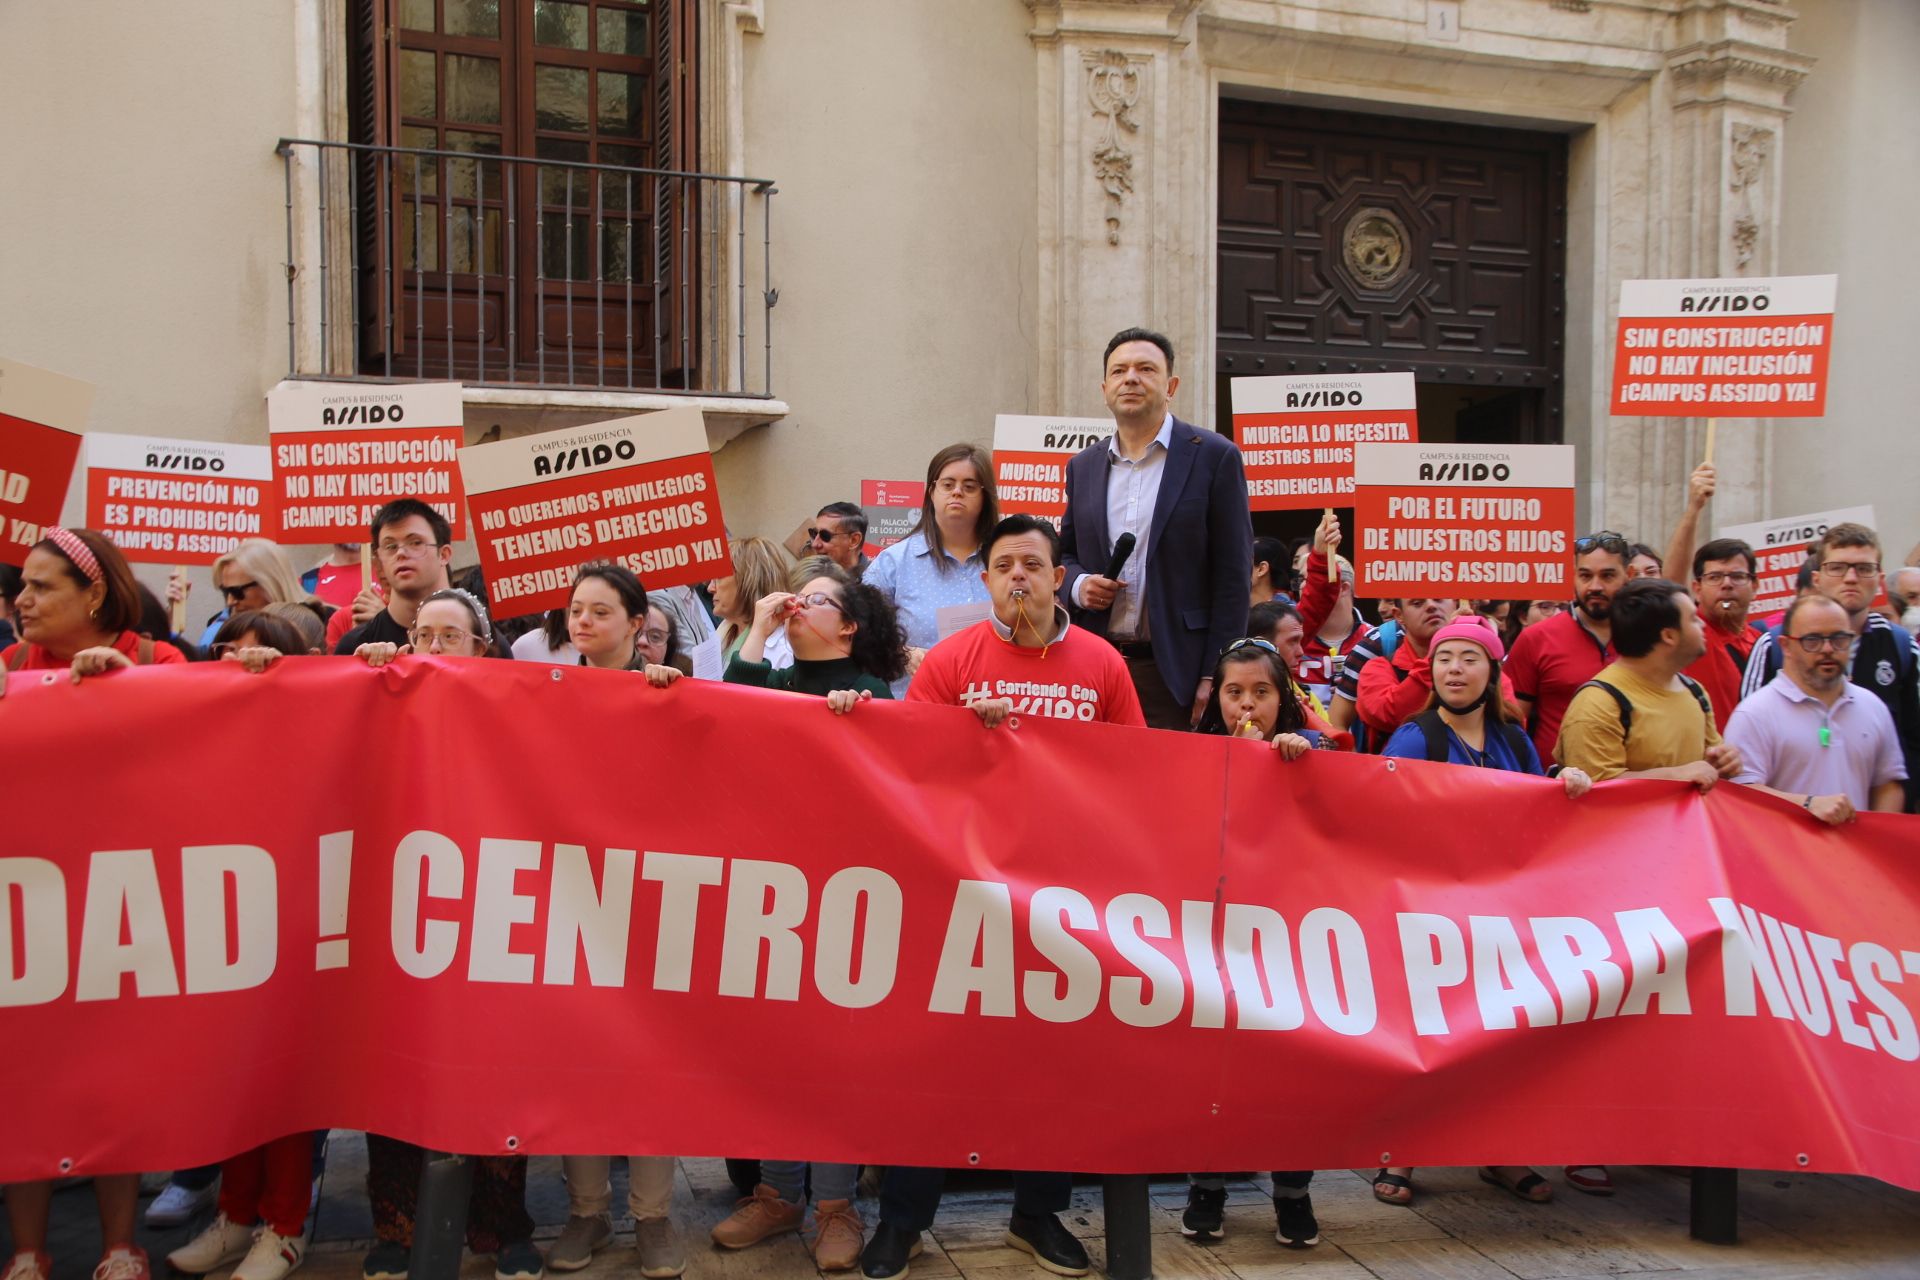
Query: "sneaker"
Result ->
[[91, 1247, 150, 1280], [3, 1252, 53, 1280], [167, 1214, 257, 1274], [545, 1214, 612, 1273], [1003, 1213, 1089, 1277], [1273, 1194, 1320, 1249], [492, 1240, 543, 1280], [1180, 1186, 1226, 1242], [146, 1181, 218, 1228], [857, 1223, 923, 1280], [809, 1200, 865, 1273], [234, 1229, 305, 1280], [633, 1218, 685, 1279], [362, 1242, 409, 1280], [709, 1184, 803, 1249]]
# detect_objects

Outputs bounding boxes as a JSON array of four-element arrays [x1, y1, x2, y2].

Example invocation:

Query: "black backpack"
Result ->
[[1410, 708, 1532, 767], [1576, 675, 1712, 742]]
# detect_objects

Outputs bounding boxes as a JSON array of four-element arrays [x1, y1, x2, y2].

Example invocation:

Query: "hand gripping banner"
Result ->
[[2, 661, 1917, 1188]]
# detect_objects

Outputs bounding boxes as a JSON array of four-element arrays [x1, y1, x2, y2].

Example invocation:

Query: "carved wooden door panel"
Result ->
[[1217, 101, 1568, 442]]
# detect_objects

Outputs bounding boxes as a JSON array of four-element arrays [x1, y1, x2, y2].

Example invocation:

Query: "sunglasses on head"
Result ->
[[1222, 637, 1280, 659], [1576, 531, 1631, 555]]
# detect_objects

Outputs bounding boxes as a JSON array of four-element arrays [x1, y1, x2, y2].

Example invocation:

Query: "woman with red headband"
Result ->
[[3, 527, 186, 678]]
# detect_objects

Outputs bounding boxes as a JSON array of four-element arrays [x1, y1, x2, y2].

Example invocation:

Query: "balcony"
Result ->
[[274, 138, 783, 444]]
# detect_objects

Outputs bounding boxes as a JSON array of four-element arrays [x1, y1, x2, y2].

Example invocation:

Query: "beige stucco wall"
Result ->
[[711, 0, 1040, 541], [0, 1, 301, 602], [1773, 0, 1920, 564]]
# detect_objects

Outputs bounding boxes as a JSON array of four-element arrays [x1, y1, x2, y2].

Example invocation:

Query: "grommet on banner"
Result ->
[[1209, 1103, 1220, 1116], [1796, 1153, 1810, 1167], [58, 1157, 73, 1173], [550, 669, 563, 682], [1379, 1151, 1391, 1164], [40, 673, 55, 686], [1384, 760, 1397, 773], [505, 1136, 520, 1151], [967, 1153, 981, 1166], [1006, 717, 1021, 732]]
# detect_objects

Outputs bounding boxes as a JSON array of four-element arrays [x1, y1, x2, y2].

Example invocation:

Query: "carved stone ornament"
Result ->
[[1085, 50, 1142, 246], [1728, 123, 1772, 270], [1342, 207, 1411, 288]]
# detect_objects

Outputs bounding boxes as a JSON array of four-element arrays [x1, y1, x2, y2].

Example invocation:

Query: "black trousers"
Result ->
[[1122, 652, 1193, 731], [879, 1166, 1074, 1233]]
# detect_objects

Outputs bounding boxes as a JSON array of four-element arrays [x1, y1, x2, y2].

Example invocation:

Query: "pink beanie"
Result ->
[[1429, 614, 1506, 662]]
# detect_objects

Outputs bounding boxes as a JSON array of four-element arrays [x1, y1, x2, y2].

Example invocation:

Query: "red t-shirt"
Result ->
[[3, 630, 188, 670], [324, 602, 359, 651], [1504, 609, 1614, 761], [1683, 619, 1762, 733], [908, 618, 1146, 727], [311, 561, 365, 609]]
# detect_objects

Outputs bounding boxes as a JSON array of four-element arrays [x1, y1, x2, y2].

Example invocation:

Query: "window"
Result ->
[[351, 0, 698, 386]]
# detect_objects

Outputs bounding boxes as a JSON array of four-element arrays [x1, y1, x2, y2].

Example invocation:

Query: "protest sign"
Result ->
[[1232, 372, 1418, 510], [458, 406, 726, 616], [860, 479, 922, 558], [267, 381, 466, 542], [0, 357, 93, 565], [991, 415, 1114, 526], [1353, 444, 1575, 599], [1611, 275, 1837, 418], [84, 435, 273, 565], [3, 661, 1918, 1190], [1721, 504, 1878, 619]]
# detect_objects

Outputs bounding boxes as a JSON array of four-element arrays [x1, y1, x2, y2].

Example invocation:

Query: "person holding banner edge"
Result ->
[[3, 527, 188, 680], [1061, 328, 1253, 729], [334, 500, 456, 655]]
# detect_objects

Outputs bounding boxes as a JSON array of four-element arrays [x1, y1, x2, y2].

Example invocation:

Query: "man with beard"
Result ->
[[1724, 594, 1906, 824], [1740, 522, 1919, 811], [1505, 530, 1631, 760]]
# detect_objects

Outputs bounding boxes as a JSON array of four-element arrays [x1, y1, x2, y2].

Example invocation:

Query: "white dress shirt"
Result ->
[[1075, 413, 1172, 642]]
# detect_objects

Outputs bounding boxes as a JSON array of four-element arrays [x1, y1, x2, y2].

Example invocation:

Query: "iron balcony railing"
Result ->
[[275, 137, 777, 396]]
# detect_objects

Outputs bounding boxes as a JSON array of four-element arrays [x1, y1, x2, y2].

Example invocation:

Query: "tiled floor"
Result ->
[[22, 1143, 1920, 1280]]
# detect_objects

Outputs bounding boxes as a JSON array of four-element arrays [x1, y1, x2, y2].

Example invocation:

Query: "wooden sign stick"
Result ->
[[1703, 417, 1717, 467]]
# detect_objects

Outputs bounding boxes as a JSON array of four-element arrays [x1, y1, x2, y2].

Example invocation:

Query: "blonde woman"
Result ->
[[709, 536, 793, 663], [170, 538, 326, 647]]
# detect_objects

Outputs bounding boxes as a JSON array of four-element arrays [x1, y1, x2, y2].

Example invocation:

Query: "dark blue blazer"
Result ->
[[1060, 417, 1254, 706]]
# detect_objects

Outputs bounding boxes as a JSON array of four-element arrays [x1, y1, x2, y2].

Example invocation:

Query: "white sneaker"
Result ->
[[233, 1229, 305, 1280], [167, 1215, 255, 1274], [146, 1180, 218, 1228]]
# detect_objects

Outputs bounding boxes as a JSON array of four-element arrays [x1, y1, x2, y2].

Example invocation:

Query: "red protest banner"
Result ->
[[860, 479, 922, 558], [267, 381, 466, 542], [458, 405, 727, 616], [0, 357, 93, 565], [1721, 504, 1879, 620], [2, 660, 1917, 1189], [1231, 372, 1417, 510], [992, 415, 1114, 527], [1353, 443, 1575, 599], [1611, 275, 1837, 417], [84, 435, 273, 565]]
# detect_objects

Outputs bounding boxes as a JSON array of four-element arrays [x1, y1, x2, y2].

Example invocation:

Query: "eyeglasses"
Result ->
[[219, 581, 260, 601], [410, 627, 477, 650], [641, 627, 671, 647], [934, 479, 983, 496], [792, 591, 843, 611], [1697, 571, 1754, 586], [377, 536, 439, 558], [1576, 530, 1630, 555], [806, 527, 850, 543], [1816, 560, 1880, 579], [1788, 631, 1857, 653], [1222, 637, 1280, 658]]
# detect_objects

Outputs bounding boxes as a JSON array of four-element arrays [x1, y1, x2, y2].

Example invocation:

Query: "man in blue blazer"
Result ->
[[1061, 328, 1254, 728]]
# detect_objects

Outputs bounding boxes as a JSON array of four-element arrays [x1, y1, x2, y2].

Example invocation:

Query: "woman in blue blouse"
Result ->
[[864, 443, 999, 694]]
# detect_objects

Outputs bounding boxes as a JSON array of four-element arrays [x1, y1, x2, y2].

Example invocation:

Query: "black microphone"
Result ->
[[1102, 531, 1137, 581]]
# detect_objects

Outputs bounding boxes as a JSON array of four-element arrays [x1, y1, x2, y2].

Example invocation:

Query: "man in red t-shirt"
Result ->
[[1505, 531, 1629, 760], [910, 514, 1145, 729], [1681, 537, 1763, 732]]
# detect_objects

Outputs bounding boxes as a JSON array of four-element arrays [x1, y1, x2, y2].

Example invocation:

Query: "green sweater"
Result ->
[[724, 655, 894, 700]]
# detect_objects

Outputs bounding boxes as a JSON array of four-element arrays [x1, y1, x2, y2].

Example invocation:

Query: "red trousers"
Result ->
[[218, 1133, 312, 1236]]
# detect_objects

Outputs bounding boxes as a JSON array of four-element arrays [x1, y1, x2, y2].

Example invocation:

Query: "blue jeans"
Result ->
[[763, 1161, 858, 1204]]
